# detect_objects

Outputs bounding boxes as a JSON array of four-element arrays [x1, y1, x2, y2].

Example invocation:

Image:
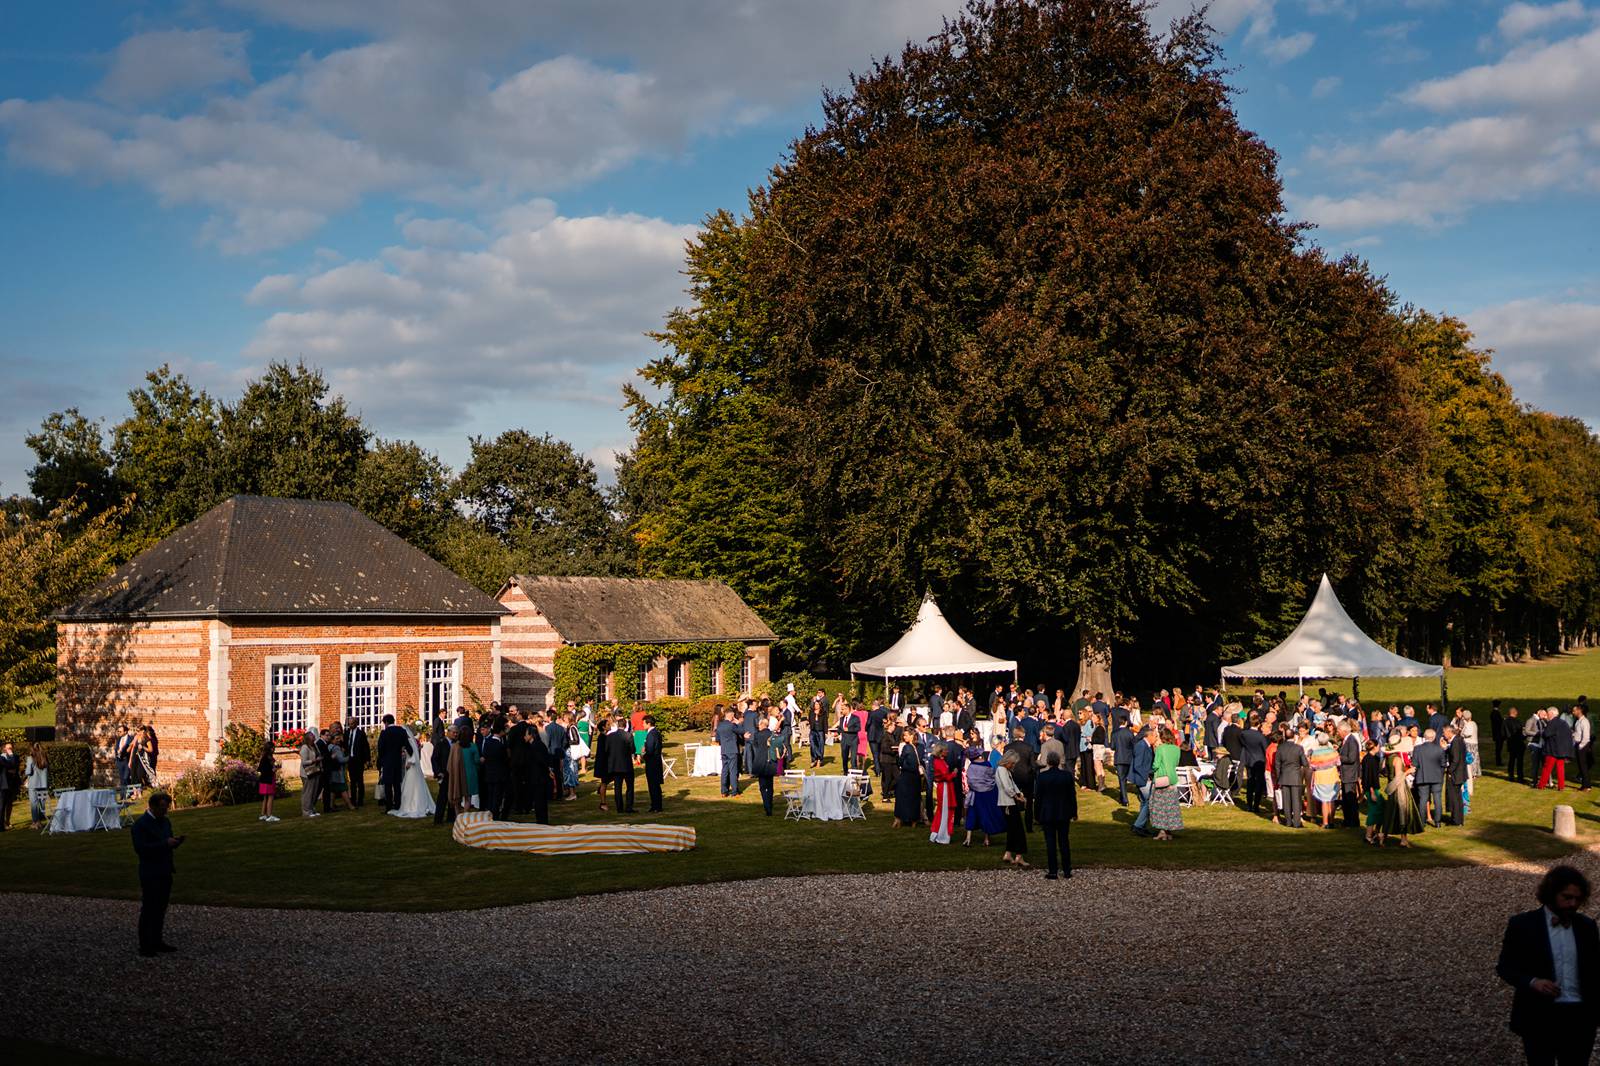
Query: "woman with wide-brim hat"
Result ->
[[1379, 733, 1424, 847]]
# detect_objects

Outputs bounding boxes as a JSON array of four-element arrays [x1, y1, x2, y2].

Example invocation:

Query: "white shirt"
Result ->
[[1574, 715, 1592, 748], [1547, 908, 1583, 1004]]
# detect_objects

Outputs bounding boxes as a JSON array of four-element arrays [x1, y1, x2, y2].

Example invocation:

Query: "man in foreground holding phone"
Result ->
[[132, 791, 184, 958]]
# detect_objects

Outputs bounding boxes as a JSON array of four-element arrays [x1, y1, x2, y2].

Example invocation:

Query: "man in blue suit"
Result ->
[[1110, 722, 1135, 805], [1020, 707, 1044, 754], [131, 792, 183, 956], [740, 700, 760, 775], [1128, 729, 1156, 835], [1412, 728, 1447, 827], [715, 709, 742, 797]]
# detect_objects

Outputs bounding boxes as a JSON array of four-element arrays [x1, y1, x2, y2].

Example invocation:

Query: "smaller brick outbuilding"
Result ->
[[55, 495, 508, 771], [498, 575, 776, 710]]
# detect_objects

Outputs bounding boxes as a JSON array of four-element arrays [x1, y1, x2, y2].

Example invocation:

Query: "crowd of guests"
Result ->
[[1487, 698, 1596, 791]]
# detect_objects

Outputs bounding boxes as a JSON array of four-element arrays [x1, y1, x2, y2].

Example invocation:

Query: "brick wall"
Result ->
[[499, 584, 557, 711], [226, 618, 498, 735], [56, 618, 212, 767]]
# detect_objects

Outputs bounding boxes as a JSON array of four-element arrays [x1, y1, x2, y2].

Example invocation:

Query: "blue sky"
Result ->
[[2, 0, 1597, 494]]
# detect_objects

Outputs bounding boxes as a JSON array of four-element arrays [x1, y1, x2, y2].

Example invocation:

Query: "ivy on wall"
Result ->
[[552, 641, 746, 706]]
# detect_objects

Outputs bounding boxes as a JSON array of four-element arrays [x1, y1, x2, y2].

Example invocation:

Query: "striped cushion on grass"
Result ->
[[451, 811, 695, 855]]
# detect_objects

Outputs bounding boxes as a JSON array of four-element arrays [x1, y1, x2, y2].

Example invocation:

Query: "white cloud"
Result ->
[[1498, 1, 1590, 41], [1466, 298, 1600, 424], [98, 29, 252, 105], [241, 205, 697, 431], [1311, 75, 1342, 98], [1295, 23, 1600, 232]]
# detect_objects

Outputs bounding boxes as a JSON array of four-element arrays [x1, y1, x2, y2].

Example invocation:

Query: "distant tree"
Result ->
[[350, 439, 455, 556], [454, 430, 630, 576], [624, 210, 859, 669], [0, 498, 128, 713], [216, 361, 369, 503], [25, 409, 120, 520], [110, 365, 223, 537]]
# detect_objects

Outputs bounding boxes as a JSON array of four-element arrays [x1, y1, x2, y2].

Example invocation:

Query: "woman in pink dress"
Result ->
[[854, 706, 872, 771], [928, 744, 957, 844]]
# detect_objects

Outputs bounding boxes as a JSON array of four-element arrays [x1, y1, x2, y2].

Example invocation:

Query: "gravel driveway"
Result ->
[[7, 853, 1571, 1065]]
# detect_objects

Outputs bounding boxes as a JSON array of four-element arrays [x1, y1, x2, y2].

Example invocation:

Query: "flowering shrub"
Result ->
[[275, 728, 307, 751], [168, 760, 287, 808]]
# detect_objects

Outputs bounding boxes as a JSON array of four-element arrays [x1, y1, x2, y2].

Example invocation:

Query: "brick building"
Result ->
[[55, 495, 508, 770], [498, 575, 776, 710]]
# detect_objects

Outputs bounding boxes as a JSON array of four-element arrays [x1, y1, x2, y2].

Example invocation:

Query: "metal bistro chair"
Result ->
[[842, 770, 868, 821], [1176, 769, 1197, 808], [780, 769, 807, 821]]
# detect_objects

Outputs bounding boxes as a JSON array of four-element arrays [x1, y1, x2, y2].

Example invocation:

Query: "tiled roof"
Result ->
[[505, 575, 776, 644]]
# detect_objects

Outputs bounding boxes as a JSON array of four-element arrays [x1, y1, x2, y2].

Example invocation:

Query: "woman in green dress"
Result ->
[[1148, 728, 1184, 841], [1379, 735, 1423, 847]]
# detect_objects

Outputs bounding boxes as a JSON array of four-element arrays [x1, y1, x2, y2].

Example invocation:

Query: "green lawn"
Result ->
[[3, 648, 1595, 912], [1, 695, 57, 728]]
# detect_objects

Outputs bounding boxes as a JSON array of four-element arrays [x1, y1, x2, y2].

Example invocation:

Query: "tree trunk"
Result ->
[[1072, 625, 1114, 699]]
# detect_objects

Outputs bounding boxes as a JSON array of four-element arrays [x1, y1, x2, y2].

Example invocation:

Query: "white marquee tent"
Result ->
[[1221, 573, 1443, 695], [850, 592, 1018, 682]]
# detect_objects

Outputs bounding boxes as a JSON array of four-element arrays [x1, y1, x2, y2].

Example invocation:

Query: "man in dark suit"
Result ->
[[603, 717, 636, 813], [716, 710, 741, 796], [429, 710, 452, 825], [526, 713, 553, 825], [478, 719, 510, 820], [1057, 714, 1082, 787], [1128, 729, 1156, 836], [1274, 734, 1309, 828], [866, 698, 887, 758], [113, 726, 134, 791], [1412, 729, 1447, 827], [1203, 706, 1223, 753], [542, 714, 569, 801], [131, 792, 183, 956], [1240, 717, 1268, 811], [1497, 865, 1600, 1066], [740, 700, 760, 776], [375, 714, 410, 813], [642, 714, 665, 813], [1020, 707, 1044, 754], [1034, 751, 1077, 879], [343, 717, 371, 808], [1337, 721, 1362, 828], [1428, 704, 1448, 740], [1507, 707, 1528, 783], [1445, 724, 1469, 826], [1111, 723, 1135, 805], [954, 698, 975, 735], [1221, 716, 1244, 778], [315, 727, 334, 813], [506, 713, 532, 815], [1003, 728, 1037, 832]]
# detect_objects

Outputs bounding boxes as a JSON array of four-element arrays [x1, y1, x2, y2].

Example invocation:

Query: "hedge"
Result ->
[[42, 742, 94, 789]]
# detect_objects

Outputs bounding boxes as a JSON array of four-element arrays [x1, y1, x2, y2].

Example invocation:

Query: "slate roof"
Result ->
[[57, 496, 508, 621], [504, 575, 777, 644]]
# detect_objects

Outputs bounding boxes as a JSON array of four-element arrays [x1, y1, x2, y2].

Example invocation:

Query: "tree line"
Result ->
[[6, 0, 1599, 710]]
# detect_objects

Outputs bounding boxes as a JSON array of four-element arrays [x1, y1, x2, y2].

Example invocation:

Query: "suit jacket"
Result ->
[[955, 708, 975, 733], [1497, 908, 1600, 1036], [429, 720, 451, 774], [642, 727, 664, 771], [867, 707, 887, 745], [751, 728, 777, 776], [603, 729, 636, 776], [113, 733, 134, 765], [1037, 737, 1067, 770], [1020, 716, 1043, 753], [1338, 734, 1361, 787], [1446, 735, 1468, 784], [1221, 723, 1244, 760], [1239, 728, 1267, 768], [506, 722, 531, 768], [1111, 727, 1135, 768], [1411, 741, 1447, 785], [1544, 718, 1577, 760], [1058, 719, 1083, 761], [1274, 741, 1309, 787], [131, 811, 177, 875], [1034, 767, 1077, 824], [1127, 740, 1154, 787], [479, 734, 510, 782], [715, 719, 740, 756], [375, 725, 409, 777], [1428, 712, 1448, 738], [347, 728, 371, 767], [543, 722, 568, 760]]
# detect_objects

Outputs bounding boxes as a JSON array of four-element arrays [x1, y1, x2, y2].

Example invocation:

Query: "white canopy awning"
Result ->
[[850, 593, 1018, 680], [1221, 574, 1443, 681]]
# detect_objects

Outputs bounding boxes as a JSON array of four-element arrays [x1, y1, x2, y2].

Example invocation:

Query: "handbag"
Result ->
[[1153, 775, 1173, 789], [374, 782, 386, 802]]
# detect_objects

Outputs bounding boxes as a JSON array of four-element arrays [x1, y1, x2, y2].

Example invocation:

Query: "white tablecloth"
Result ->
[[49, 789, 120, 833], [688, 745, 723, 777], [976, 720, 998, 744], [801, 776, 851, 821]]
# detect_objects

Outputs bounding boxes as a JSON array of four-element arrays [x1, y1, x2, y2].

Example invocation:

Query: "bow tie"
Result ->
[[1552, 916, 1573, 928]]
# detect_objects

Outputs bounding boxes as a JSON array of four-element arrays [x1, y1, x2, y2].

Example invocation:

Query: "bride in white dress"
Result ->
[[388, 731, 435, 819]]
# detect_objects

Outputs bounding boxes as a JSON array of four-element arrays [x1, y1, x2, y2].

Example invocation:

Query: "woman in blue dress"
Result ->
[[962, 744, 1005, 846]]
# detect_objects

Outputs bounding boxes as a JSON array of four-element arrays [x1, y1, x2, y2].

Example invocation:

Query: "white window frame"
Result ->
[[265, 655, 319, 738], [739, 657, 752, 695], [667, 659, 687, 698], [418, 652, 463, 721], [712, 661, 723, 695], [635, 662, 650, 702], [341, 653, 397, 729]]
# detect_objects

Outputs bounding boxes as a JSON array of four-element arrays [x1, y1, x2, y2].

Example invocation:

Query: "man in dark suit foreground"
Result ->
[[1498, 864, 1600, 1066], [642, 714, 665, 813], [132, 792, 183, 957], [1274, 735, 1309, 828], [1034, 751, 1077, 879], [375, 714, 410, 812]]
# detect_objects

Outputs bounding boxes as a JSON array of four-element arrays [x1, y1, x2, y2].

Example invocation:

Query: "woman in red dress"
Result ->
[[929, 744, 958, 844]]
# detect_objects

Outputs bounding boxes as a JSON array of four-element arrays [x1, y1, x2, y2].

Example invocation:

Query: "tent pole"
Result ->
[[1353, 676, 1360, 702], [1440, 670, 1448, 716], [1298, 673, 1303, 699]]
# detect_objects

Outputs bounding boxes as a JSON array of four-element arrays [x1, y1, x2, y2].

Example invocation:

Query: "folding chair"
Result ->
[[1208, 776, 1236, 807], [780, 770, 807, 821], [1176, 771, 1196, 807], [91, 792, 122, 831], [842, 771, 867, 821], [682, 744, 702, 777], [661, 756, 679, 780]]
